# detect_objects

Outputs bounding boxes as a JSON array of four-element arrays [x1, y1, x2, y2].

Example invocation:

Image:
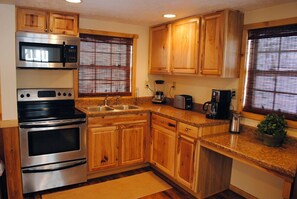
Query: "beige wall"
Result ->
[[231, 2, 297, 199], [0, 4, 17, 120]]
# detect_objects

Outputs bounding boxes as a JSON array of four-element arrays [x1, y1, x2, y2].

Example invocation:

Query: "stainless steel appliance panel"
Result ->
[[22, 159, 87, 194], [19, 120, 86, 168]]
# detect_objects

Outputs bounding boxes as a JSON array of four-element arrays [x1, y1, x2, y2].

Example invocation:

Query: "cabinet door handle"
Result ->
[[168, 123, 176, 127], [185, 128, 191, 132]]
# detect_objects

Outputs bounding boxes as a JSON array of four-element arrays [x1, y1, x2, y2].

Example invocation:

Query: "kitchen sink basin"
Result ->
[[84, 106, 114, 112], [112, 104, 140, 110]]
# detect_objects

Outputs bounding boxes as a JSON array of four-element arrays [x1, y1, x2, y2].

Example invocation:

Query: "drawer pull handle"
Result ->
[[185, 128, 190, 132], [168, 123, 176, 127]]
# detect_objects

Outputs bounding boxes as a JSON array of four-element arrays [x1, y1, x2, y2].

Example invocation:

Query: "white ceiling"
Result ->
[[1, 0, 296, 26]]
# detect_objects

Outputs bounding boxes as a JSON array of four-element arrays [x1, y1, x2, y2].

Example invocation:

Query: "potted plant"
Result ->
[[257, 113, 287, 147]]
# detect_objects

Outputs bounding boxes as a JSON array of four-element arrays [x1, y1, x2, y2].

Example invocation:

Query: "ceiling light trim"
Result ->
[[163, 14, 176, 19], [65, 0, 82, 3]]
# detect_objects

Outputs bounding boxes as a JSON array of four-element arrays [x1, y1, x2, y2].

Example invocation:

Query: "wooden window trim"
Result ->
[[74, 29, 138, 99], [238, 17, 297, 129]]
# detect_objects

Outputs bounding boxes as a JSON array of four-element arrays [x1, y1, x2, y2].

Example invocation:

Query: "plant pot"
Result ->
[[262, 134, 284, 147]]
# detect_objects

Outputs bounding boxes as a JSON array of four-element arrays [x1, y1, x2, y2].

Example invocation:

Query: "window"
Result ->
[[78, 31, 137, 97], [243, 24, 297, 121]]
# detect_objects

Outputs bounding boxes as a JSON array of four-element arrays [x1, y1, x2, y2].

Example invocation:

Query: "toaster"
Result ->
[[173, 95, 192, 110]]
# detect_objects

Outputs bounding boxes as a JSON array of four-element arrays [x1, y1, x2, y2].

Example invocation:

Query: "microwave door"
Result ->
[[19, 42, 64, 64]]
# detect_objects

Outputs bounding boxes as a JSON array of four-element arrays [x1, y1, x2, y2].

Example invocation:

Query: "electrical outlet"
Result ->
[[231, 89, 236, 99], [172, 82, 176, 90], [145, 80, 149, 89]]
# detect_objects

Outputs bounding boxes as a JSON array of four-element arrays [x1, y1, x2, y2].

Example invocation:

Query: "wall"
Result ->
[[16, 17, 156, 97], [0, 4, 17, 120], [231, 2, 297, 199]]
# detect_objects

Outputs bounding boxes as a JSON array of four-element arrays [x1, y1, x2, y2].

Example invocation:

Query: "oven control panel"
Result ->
[[17, 88, 74, 101]]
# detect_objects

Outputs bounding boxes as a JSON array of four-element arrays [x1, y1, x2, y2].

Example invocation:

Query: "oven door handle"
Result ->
[[22, 160, 86, 173], [19, 118, 86, 128]]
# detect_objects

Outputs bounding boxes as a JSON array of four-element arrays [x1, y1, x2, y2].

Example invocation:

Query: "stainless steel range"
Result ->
[[17, 88, 87, 194]]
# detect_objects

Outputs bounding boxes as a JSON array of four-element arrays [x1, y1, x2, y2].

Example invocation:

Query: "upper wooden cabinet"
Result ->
[[148, 9, 243, 77], [17, 7, 79, 36], [149, 24, 171, 74], [199, 10, 243, 77], [171, 17, 200, 74]]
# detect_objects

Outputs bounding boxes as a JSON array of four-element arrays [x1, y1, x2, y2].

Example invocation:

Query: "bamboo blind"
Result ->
[[79, 34, 133, 97], [244, 24, 297, 121]]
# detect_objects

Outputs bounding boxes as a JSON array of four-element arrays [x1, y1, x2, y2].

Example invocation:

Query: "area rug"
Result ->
[[42, 171, 171, 199]]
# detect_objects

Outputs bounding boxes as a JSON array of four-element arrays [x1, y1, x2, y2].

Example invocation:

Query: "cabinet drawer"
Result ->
[[177, 122, 198, 138], [88, 113, 148, 127], [152, 114, 177, 131]]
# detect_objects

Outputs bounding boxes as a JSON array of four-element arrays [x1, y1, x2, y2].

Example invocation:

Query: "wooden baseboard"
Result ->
[[229, 184, 257, 199], [87, 163, 149, 180]]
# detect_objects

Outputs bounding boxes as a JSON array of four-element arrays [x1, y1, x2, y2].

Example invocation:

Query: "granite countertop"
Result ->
[[78, 103, 229, 128], [0, 120, 18, 128], [200, 126, 297, 179], [78, 102, 297, 180]]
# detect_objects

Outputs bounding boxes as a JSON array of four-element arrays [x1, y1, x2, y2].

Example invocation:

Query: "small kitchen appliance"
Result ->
[[152, 80, 166, 104], [173, 95, 192, 110], [16, 32, 79, 69], [203, 89, 232, 119], [17, 88, 87, 194]]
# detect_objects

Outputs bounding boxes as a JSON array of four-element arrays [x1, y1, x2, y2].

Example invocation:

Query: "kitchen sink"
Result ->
[[84, 106, 114, 112], [111, 104, 140, 110]]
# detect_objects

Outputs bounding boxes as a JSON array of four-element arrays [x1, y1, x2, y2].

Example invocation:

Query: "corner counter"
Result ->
[[200, 126, 297, 199]]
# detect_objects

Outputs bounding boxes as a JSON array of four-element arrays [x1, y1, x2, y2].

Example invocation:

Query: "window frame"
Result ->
[[74, 29, 138, 99], [238, 17, 297, 129]]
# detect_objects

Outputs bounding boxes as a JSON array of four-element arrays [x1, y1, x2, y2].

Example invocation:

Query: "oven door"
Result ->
[[19, 118, 86, 168]]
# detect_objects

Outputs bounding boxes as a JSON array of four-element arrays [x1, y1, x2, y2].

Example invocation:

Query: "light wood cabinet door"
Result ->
[[17, 7, 79, 36], [49, 12, 78, 36], [200, 10, 243, 77], [17, 8, 48, 33], [151, 126, 176, 177], [176, 134, 197, 189], [88, 126, 118, 171], [119, 123, 145, 166], [171, 17, 200, 74], [149, 24, 171, 74]]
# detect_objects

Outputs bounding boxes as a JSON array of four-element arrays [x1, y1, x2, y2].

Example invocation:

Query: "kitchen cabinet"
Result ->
[[149, 24, 171, 74], [88, 126, 118, 171], [119, 123, 146, 166], [199, 10, 243, 77], [150, 114, 177, 177], [176, 122, 199, 190], [88, 113, 148, 172], [17, 7, 78, 36], [171, 16, 200, 74]]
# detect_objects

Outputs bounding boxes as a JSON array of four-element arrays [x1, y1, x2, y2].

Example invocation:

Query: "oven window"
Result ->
[[20, 42, 63, 63], [28, 128, 80, 156]]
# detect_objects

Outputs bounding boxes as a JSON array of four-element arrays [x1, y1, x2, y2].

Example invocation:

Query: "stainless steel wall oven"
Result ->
[[17, 89, 87, 194]]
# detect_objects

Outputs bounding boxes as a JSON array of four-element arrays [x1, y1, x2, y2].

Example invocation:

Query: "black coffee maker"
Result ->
[[203, 89, 232, 119]]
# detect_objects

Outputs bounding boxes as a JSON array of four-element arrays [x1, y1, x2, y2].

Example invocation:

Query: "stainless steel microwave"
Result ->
[[16, 32, 79, 69]]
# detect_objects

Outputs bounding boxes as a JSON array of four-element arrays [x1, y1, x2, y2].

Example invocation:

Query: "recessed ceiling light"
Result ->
[[65, 0, 82, 3], [163, 14, 176, 19]]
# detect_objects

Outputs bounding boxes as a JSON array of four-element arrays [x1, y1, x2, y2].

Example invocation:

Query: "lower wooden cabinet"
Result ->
[[87, 113, 148, 172], [119, 123, 146, 166], [151, 126, 176, 177], [88, 126, 118, 171], [176, 134, 197, 189]]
